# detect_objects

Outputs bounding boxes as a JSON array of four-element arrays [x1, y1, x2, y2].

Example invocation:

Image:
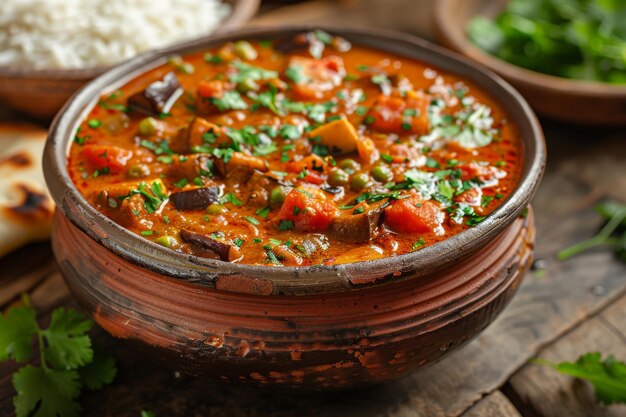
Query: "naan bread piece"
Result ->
[[0, 124, 54, 257]]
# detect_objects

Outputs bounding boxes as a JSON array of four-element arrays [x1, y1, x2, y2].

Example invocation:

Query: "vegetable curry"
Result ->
[[68, 31, 522, 267]]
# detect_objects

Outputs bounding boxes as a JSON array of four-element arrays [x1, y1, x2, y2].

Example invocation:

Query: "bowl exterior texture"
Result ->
[[53, 210, 534, 390]]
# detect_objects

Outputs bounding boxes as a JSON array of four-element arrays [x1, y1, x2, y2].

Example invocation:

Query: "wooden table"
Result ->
[[1, 1, 626, 416]]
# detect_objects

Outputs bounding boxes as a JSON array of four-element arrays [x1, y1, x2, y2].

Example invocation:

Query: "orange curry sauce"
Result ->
[[68, 32, 522, 266]]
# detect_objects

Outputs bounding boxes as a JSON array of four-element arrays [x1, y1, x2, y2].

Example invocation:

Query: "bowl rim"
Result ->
[[433, 0, 626, 97], [0, 0, 260, 79], [44, 25, 546, 296]]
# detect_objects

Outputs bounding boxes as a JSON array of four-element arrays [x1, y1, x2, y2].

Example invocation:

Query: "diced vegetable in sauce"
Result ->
[[69, 31, 522, 266]]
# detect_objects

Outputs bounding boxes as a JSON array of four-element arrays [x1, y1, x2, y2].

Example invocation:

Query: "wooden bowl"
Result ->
[[434, 0, 626, 125], [0, 0, 260, 121], [44, 26, 546, 390]]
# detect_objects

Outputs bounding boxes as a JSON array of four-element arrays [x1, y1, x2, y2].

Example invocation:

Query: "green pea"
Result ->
[[329, 168, 349, 186], [351, 173, 370, 191], [127, 164, 150, 178], [371, 165, 392, 182], [233, 41, 258, 60], [155, 235, 178, 248], [138, 117, 160, 137], [207, 204, 228, 215], [339, 158, 360, 174], [270, 186, 287, 207]]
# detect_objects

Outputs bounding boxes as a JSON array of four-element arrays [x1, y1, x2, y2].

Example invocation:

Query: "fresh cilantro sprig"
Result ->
[[534, 352, 626, 404], [0, 299, 117, 417], [558, 200, 626, 262], [126, 181, 169, 214]]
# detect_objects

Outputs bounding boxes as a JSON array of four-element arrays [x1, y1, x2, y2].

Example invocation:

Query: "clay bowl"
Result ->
[[0, 0, 260, 121], [434, 0, 626, 125], [44, 26, 546, 390]]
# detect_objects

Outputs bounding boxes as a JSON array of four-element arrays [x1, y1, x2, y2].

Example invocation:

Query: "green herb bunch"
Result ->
[[0, 298, 117, 417], [468, 0, 626, 84], [558, 200, 626, 261], [535, 352, 626, 404]]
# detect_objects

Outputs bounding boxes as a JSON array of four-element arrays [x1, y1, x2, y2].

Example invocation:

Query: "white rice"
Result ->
[[0, 0, 231, 69]]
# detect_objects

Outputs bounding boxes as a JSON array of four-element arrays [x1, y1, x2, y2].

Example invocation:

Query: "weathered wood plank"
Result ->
[[461, 391, 521, 417], [508, 295, 626, 417], [0, 242, 54, 306]]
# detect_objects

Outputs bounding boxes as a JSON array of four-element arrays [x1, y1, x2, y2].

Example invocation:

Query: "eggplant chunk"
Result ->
[[330, 200, 387, 243], [128, 72, 183, 116], [180, 229, 243, 262], [170, 187, 220, 210], [273, 32, 319, 54]]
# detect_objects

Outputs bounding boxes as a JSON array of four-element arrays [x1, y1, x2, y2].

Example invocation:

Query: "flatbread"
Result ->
[[0, 124, 54, 257]]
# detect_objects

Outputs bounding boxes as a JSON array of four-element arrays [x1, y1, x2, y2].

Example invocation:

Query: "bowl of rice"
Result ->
[[0, 0, 260, 119]]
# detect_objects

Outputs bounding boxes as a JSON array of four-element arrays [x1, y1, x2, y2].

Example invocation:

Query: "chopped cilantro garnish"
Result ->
[[140, 139, 174, 156], [411, 238, 426, 250], [211, 91, 248, 111], [312, 144, 329, 156], [256, 206, 271, 218], [466, 216, 487, 226], [279, 220, 295, 230], [279, 124, 301, 139], [426, 157, 440, 168], [244, 216, 260, 225], [286, 65, 306, 83], [174, 178, 188, 188], [355, 105, 368, 116], [87, 119, 102, 129], [220, 192, 243, 206], [253, 143, 279, 156]]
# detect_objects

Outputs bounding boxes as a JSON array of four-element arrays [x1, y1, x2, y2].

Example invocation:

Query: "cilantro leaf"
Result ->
[[0, 307, 38, 362], [211, 91, 248, 111], [78, 348, 117, 390], [141, 411, 157, 417], [229, 61, 278, 85], [43, 308, 93, 369], [13, 366, 82, 417], [537, 352, 626, 405]]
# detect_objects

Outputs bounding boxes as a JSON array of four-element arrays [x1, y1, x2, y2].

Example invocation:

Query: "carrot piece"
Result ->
[[384, 196, 444, 234], [277, 189, 339, 232], [81, 145, 132, 174]]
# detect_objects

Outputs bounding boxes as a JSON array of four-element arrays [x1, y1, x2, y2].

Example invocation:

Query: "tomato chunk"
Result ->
[[277, 189, 339, 232], [384, 196, 444, 234], [287, 56, 345, 100], [81, 145, 132, 174], [197, 80, 225, 99], [366, 92, 429, 135]]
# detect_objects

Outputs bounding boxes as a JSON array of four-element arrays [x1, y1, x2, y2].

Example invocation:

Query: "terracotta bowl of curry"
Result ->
[[44, 26, 545, 390]]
